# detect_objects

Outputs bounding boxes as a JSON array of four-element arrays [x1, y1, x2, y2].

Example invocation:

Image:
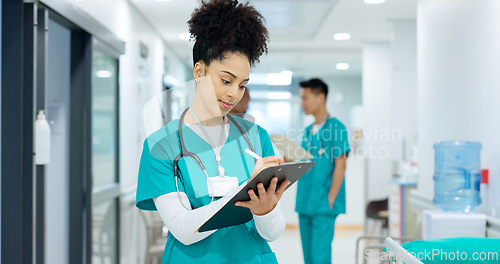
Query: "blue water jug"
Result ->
[[433, 141, 482, 212]]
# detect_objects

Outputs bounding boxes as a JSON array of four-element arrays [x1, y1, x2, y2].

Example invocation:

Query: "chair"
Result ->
[[356, 199, 423, 263], [366, 198, 389, 237], [354, 198, 389, 264], [140, 210, 168, 264]]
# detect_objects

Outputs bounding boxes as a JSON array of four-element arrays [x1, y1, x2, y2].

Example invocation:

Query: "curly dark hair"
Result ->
[[188, 0, 269, 67]]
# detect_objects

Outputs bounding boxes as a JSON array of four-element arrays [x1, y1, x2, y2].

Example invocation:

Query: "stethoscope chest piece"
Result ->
[[318, 148, 326, 156]]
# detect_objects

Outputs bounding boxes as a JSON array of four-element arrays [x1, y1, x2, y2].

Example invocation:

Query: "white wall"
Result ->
[[338, 156, 366, 225], [362, 43, 393, 201], [391, 20, 417, 162], [324, 76, 363, 129], [325, 76, 365, 225], [417, 0, 500, 196]]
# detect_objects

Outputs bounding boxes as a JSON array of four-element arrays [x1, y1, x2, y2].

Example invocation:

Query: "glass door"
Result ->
[[91, 47, 120, 264], [7, 2, 124, 263], [44, 16, 72, 264]]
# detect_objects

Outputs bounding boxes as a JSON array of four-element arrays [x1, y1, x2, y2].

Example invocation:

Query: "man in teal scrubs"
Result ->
[[296, 78, 350, 264]]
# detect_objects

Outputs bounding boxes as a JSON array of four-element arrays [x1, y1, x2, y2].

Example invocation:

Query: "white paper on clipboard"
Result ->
[[269, 134, 313, 161]]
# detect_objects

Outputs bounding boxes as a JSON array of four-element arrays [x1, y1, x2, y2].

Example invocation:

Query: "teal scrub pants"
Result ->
[[298, 214, 338, 264]]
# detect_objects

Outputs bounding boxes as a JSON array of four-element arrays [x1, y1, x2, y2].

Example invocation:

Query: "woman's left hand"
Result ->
[[235, 177, 290, 216]]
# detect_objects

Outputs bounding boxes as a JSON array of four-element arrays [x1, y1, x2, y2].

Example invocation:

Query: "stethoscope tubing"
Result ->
[[173, 107, 256, 206]]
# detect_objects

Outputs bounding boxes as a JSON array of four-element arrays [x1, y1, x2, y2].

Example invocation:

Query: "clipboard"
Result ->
[[198, 161, 316, 232]]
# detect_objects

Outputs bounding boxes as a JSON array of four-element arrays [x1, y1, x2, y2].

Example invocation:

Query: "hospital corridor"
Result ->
[[1, 0, 500, 263]]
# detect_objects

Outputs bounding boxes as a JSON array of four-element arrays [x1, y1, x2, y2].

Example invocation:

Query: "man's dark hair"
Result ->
[[188, 0, 269, 67], [299, 78, 328, 98]]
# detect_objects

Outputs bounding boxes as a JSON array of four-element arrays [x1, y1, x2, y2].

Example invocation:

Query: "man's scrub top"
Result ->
[[295, 117, 351, 216]]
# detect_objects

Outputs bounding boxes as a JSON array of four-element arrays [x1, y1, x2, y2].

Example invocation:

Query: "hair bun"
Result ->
[[188, 0, 269, 66]]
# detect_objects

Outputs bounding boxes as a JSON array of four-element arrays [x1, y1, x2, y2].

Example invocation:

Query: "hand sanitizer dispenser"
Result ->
[[35, 110, 51, 165]]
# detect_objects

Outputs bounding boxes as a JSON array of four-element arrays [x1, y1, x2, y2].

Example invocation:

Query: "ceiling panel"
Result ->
[[129, 0, 417, 78], [251, 0, 337, 40]]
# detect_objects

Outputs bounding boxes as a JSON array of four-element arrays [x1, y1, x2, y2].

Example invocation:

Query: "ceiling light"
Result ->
[[333, 33, 351, 40], [178, 32, 190, 41], [335, 63, 350, 70], [248, 71, 293, 86], [266, 71, 293, 86], [155, 0, 171, 2], [96, 70, 112, 78], [248, 73, 268, 85], [364, 0, 385, 4], [267, 92, 292, 100]]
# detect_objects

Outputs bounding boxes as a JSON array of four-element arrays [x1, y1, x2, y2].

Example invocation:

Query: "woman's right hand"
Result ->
[[250, 155, 284, 180]]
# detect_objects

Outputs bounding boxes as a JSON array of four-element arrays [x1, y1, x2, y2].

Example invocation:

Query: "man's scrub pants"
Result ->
[[298, 214, 339, 264]]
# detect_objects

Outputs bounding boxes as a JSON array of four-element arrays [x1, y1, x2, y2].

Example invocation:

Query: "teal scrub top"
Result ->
[[295, 117, 350, 216], [136, 115, 279, 264]]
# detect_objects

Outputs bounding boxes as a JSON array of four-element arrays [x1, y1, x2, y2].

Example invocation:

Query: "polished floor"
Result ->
[[270, 227, 368, 264]]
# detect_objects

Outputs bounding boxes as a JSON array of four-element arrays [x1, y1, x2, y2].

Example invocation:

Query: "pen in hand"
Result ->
[[245, 149, 262, 160], [245, 149, 284, 165], [245, 149, 285, 181]]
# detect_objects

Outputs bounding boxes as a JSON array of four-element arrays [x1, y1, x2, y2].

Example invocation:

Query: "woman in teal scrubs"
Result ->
[[136, 1, 289, 263]]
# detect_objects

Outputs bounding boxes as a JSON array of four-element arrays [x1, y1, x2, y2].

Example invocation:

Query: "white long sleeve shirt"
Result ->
[[153, 190, 286, 245], [154, 120, 286, 245]]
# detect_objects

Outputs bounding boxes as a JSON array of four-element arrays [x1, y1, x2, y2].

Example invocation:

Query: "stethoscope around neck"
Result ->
[[306, 113, 330, 156], [173, 106, 256, 208]]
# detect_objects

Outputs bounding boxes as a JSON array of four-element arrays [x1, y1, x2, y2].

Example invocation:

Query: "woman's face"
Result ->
[[194, 52, 250, 117]]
